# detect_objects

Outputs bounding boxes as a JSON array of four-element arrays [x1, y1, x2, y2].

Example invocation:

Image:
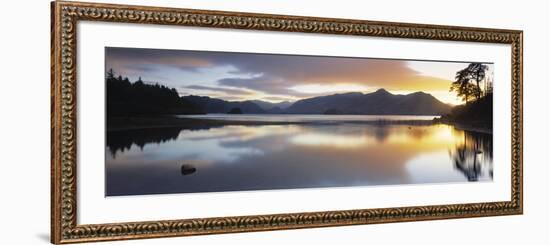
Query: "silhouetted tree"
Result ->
[[450, 81, 480, 104], [468, 63, 489, 99], [106, 69, 203, 116], [450, 63, 489, 103], [106, 68, 115, 80]]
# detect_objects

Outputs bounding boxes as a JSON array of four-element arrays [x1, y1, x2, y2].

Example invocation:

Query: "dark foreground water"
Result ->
[[105, 116, 493, 196]]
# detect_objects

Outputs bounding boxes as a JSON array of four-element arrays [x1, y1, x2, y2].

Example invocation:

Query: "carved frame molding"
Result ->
[[51, 1, 523, 243]]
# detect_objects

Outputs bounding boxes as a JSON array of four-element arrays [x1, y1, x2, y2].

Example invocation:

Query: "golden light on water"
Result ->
[[289, 124, 465, 151], [290, 133, 377, 148], [107, 119, 493, 196], [179, 124, 467, 153]]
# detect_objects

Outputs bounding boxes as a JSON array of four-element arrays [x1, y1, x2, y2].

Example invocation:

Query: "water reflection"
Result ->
[[106, 123, 493, 196], [107, 127, 182, 157], [449, 131, 493, 181]]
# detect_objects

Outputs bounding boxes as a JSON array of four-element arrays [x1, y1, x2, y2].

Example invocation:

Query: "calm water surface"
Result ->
[[106, 115, 493, 196], [177, 114, 438, 122]]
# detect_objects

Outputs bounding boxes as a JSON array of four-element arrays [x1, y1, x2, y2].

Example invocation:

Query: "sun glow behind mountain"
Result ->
[[106, 47, 494, 105], [289, 84, 371, 94]]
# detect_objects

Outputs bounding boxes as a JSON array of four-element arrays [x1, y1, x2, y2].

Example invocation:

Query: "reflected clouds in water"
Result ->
[[106, 123, 493, 196]]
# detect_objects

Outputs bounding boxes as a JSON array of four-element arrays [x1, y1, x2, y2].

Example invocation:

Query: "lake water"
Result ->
[[106, 115, 493, 196]]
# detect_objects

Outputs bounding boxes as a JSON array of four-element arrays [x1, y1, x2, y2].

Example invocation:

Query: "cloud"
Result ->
[[184, 85, 256, 96], [260, 96, 295, 102], [106, 47, 215, 75], [211, 53, 456, 97], [106, 47, 478, 103], [217, 75, 297, 95]]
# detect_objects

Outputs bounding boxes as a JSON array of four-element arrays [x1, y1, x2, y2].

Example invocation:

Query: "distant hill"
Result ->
[[107, 71, 452, 116], [250, 100, 293, 110], [182, 95, 266, 114], [285, 89, 451, 115], [266, 106, 284, 114]]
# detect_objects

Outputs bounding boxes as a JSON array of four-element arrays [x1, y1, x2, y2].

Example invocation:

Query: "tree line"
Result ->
[[106, 69, 203, 116]]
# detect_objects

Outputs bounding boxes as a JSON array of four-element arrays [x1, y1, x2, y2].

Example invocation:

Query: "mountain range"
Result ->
[[182, 95, 265, 114], [250, 100, 293, 110], [181, 89, 452, 115]]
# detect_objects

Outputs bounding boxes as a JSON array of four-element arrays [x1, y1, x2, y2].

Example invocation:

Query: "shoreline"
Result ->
[[444, 122, 492, 134], [107, 116, 310, 132], [107, 115, 491, 134], [433, 117, 492, 134]]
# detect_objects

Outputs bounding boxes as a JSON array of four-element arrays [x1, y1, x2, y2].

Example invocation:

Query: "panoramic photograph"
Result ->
[[105, 47, 494, 197]]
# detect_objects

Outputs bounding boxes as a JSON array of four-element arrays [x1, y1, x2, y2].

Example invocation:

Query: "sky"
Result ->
[[105, 47, 494, 105]]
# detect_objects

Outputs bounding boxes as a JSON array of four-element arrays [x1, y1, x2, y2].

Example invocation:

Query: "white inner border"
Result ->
[[77, 21, 511, 225]]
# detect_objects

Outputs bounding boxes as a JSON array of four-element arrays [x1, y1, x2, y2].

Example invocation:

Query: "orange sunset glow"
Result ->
[[105, 47, 495, 196], [106, 47, 494, 106]]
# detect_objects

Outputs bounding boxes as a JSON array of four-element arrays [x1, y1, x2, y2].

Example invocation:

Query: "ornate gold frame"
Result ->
[[51, 1, 523, 243]]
